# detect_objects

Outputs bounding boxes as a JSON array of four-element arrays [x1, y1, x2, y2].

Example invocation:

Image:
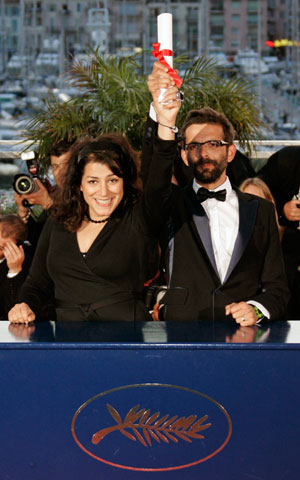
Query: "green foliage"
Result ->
[[0, 192, 17, 215], [177, 56, 263, 152], [21, 48, 265, 169]]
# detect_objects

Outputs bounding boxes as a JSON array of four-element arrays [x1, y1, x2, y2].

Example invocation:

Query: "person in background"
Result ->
[[14, 140, 74, 252], [0, 215, 30, 319], [239, 176, 284, 239], [8, 134, 161, 323], [258, 146, 300, 318]]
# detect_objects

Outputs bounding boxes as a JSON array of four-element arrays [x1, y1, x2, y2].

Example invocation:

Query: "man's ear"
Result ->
[[227, 144, 237, 164], [181, 148, 189, 167]]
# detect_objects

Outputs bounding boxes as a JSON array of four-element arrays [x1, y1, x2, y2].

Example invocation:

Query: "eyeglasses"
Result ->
[[184, 140, 229, 153]]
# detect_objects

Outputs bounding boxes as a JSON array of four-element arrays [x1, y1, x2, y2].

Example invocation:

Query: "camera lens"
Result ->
[[13, 174, 38, 195]]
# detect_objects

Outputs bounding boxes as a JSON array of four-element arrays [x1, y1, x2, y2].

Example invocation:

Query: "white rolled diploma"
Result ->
[[157, 13, 173, 103], [158, 13, 173, 69]]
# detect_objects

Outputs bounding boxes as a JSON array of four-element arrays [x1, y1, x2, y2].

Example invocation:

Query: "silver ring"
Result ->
[[241, 317, 245, 322], [176, 91, 184, 102]]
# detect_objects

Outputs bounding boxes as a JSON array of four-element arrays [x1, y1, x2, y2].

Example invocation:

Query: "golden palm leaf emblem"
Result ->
[[92, 403, 212, 447]]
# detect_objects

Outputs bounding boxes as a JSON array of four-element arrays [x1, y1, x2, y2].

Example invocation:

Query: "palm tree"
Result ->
[[22, 48, 264, 169]]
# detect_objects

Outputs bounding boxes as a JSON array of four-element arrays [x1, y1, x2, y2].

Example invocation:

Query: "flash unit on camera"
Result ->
[[21, 151, 37, 161]]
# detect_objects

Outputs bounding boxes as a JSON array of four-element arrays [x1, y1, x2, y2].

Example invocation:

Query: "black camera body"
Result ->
[[13, 151, 49, 196]]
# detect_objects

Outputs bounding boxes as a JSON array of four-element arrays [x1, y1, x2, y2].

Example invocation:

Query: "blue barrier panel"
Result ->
[[0, 320, 299, 479]]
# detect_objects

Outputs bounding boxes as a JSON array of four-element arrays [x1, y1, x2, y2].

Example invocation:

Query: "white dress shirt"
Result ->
[[193, 177, 238, 283], [0, 257, 19, 278]]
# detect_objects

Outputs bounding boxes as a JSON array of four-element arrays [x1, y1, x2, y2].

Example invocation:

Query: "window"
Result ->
[[248, 1, 259, 11], [232, 14, 240, 22], [12, 6, 19, 16], [211, 25, 223, 36], [211, 1, 223, 10], [211, 14, 224, 26], [127, 20, 136, 34], [119, 3, 137, 16], [11, 19, 18, 33], [248, 13, 258, 24]]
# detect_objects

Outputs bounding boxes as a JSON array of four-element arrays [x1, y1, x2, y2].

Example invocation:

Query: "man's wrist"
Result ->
[[18, 210, 31, 223], [253, 305, 265, 323], [7, 270, 21, 278]]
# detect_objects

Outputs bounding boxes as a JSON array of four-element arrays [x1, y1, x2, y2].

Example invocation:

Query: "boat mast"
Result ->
[[257, 0, 262, 106], [291, 0, 299, 113]]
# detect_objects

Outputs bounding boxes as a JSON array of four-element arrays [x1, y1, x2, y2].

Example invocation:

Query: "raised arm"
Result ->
[[147, 61, 181, 140], [140, 62, 182, 234]]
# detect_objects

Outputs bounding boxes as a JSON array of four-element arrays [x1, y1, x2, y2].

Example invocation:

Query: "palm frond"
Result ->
[[21, 48, 265, 169]]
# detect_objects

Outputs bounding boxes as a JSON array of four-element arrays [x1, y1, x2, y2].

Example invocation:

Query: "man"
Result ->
[[259, 146, 300, 318], [14, 140, 74, 251], [0, 215, 30, 319], [144, 62, 289, 325]]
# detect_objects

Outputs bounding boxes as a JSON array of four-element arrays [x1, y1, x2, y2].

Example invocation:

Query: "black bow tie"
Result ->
[[197, 187, 227, 203]]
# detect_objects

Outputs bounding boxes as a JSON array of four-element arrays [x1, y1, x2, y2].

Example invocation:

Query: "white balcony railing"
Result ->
[[1, 139, 300, 169]]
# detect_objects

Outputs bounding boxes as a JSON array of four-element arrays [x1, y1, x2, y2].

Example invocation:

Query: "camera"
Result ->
[[13, 151, 48, 196]]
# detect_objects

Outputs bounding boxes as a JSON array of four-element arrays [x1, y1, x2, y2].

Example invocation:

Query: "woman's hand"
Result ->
[[147, 62, 182, 139], [147, 61, 176, 99], [8, 303, 36, 324]]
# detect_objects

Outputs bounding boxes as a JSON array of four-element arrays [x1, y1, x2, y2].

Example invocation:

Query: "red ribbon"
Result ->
[[152, 42, 183, 88]]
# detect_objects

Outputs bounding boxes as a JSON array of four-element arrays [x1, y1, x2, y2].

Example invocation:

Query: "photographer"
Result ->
[[259, 146, 300, 318], [0, 215, 31, 319], [14, 140, 74, 252]]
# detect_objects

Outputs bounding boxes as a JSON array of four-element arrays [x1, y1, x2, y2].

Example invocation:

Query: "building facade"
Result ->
[[0, 0, 296, 75]]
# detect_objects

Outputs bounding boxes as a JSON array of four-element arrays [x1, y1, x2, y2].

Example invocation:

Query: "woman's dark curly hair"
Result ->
[[51, 134, 141, 232]]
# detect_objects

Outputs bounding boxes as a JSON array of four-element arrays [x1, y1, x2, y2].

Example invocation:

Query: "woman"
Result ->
[[8, 134, 161, 323], [239, 177, 275, 203], [239, 177, 284, 239]]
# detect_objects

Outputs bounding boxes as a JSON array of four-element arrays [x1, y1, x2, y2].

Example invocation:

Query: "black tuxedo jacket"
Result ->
[[143, 120, 289, 322], [258, 146, 300, 227], [160, 183, 289, 321]]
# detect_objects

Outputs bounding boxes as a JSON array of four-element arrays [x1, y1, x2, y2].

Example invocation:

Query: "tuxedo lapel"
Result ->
[[224, 191, 258, 282], [185, 187, 219, 277]]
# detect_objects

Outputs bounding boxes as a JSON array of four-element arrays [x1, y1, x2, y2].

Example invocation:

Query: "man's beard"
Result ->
[[187, 154, 227, 184]]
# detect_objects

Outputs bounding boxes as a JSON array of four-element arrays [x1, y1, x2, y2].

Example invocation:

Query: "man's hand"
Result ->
[[283, 199, 300, 223], [8, 302, 36, 324], [15, 179, 52, 213], [14, 192, 29, 220], [225, 302, 258, 326], [3, 241, 25, 274]]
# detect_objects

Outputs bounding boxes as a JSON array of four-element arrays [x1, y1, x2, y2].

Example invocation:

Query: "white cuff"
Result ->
[[149, 102, 158, 122], [7, 271, 20, 279]]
